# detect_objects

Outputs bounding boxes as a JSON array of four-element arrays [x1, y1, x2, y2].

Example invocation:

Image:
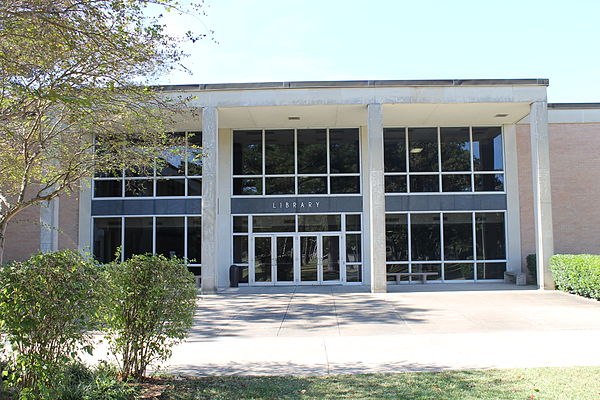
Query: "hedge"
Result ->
[[550, 254, 600, 300]]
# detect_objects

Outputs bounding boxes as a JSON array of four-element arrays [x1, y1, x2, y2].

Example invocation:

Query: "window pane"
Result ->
[[384, 128, 406, 172], [473, 127, 503, 171], [475, 212, 506, 260], [124, 217, 153, 259], [233, 236, 248, 263], [444, 263, 474, 280], [298, 176, 327, 194], [298, 215, 341, 232], [408, 127, 438, 172], [233, 216, 248, 233], [188, 178, 202, 196], [330, 176, 360, 194], [385, 175, 407, 193], [411, 264, 441, 280], [187, 131, 202, 176], [440, 127, 471, 172], [385, 214, 408, 261], [346, 264, 362, 282], [157, 132, 186, 176], [233, 178, 262, 195], [253, 215, 295, 232], [345, 214, 361, 231], [442, 174, 471, 192], [443, 213, 473, 260], [476, 262, 506, 280], [124, 179, 153, 197], [94, 180, 122, 197], [474, 174, 504, 191], [239, 266, 249, 283], [265, 129, 294, 174], [93, 218, 121, 263], [265, 177, 294, 195], [411, 213, 441, 261], [187, 217, 202, 263], [125, 166, 153, 178], [329, 128, 359, 173], [156, 217, 184, 258], [297, 129, 327, 174], [156, 178, 185, 196], [409, 175, 439, 192], [233, 130, 262, 175], [387, 264, 409, 282], [346, 234, 361, 262]]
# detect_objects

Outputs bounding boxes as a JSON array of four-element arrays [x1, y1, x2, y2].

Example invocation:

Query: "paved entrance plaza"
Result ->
[[162, 285, 600, 375]]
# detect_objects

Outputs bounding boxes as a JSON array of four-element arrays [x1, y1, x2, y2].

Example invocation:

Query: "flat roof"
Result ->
[[548, 103, 600, 109], [158, 78, 549, 92]]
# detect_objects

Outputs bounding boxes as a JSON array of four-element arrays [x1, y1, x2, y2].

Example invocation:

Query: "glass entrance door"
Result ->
[[252, 235, 295, 284], [300, 235, 342, 284], [275, 236, 294, 283]]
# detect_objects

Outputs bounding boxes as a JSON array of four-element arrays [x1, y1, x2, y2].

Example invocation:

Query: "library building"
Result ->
[[4, 79, 600, 293]]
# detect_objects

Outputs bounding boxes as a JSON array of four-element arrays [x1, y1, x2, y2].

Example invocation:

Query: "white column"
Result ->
[[78, 179, 92, 254], [503, 124, 522, 274], [201, 107, 219, 294], [40, 197, 59, 252], [366, 104, 387, 293], [530, 101, 555, 289]]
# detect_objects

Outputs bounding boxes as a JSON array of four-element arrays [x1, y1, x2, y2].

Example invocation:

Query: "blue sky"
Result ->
[[161, 0, 600, 102]]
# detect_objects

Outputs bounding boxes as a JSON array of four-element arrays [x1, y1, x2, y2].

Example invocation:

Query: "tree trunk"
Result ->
[[0, 219, 7, 265]]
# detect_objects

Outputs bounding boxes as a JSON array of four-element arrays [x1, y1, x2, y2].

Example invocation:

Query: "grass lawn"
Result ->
[[159, 367, 600, 400]]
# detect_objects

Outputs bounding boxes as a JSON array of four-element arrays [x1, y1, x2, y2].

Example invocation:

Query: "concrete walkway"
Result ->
[[118, 284, 600, 375]]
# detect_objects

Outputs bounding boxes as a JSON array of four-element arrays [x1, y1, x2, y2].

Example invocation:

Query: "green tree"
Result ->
[[0, 0, 207, 263]]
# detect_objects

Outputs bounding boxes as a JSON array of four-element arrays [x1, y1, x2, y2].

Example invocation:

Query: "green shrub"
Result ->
[[0, 250, 102, 399], [550, 254, 600, 300], [54, 362, 136, 400], [526, 254, 537, 285], [101, 254, 197, 380]]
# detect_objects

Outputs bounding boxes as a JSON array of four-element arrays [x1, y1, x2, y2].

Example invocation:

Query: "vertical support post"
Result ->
[[201, 107, 218, 294], [366, 104, 387, 293], [78, 179, 92, 254], [40, 197, 59, 252], [530, 101, 555, 289], [503, 124, 522, 274]]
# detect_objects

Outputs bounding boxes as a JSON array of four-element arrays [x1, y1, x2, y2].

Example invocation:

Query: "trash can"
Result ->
[[229, 265, 241, 287]]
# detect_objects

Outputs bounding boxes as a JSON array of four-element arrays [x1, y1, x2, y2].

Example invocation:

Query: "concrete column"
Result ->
[[530, 101, 555, 289], [216, 128, 232, 288], [201, 107, 219, 294], [78, 179, 92, 254], [40, 197, 59, 252], [366, 104, 387, 293], [503, 124, 522, 274]]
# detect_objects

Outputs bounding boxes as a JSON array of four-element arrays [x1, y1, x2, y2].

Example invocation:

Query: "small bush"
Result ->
[[55, 362, 136, 400], [526, 254, 537, 285], [101, 254, 197, 380], [0, 250, 102, 398], [550, 254, 600, 300]]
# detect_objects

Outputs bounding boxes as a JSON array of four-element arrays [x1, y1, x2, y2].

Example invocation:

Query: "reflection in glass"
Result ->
[[443, 213, 473, 260], [233, 216, 248, 233], [156, 178, 185, 196], [187, 217, 202, 263], [385, 175, 407, 193], [239, 266, 249, 283], [473, 127, 503, 171], [276, 236, 294, 282], [156, 217, 184, 258], [386, 214, 408, 261], [254, 237, 272, 282], [233, 130, 262, 175], [323, 236, 341, 281], [298, 176, 327, 194], [265, 177, 294, 195], [298, 215, 341, 232], [475, 212, 506, 260], [409, 175, 439, 192], [93, 218, 122, 263], [387, 264, 409, 282], [297, 129, 327, 174], [329, 128, 359, 173], [157, 152, 185, 176], [301, 236, 318, 281], [474, 174, 504, 191], [444, 263, 474, 280], [345, 215, 361, 231], [94, 180, 122, 197], [408, 127, 438, 172], [442, 174, 471, 192], [476, 262, 506, 279], [411, 213, 441, 261], [124, 217, 153, 259], [125, 179, 153, 197], [253, 215, 295, 232], [346, 265, 362, 282], [233, 178, 262, 195], [187, 131, 203, 176], [411, 264, 441, 280], [440, 127, 471, 171], [384, 128, 406, 172], [187, 178, 202, 196], [265, 130, 294, 174], [233, 236, 248, 263], [346, 234, 361, 262], [330, 176, 360, 194]]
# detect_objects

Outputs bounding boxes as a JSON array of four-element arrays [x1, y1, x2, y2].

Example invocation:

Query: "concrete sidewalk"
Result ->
[[99, 284, 600, 375]]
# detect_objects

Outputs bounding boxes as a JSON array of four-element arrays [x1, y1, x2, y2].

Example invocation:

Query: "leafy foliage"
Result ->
[[550, 254, 600, 300], [0, 250, 102, 398], [54, 362, 136, 400], [101, 254, 197, 380]]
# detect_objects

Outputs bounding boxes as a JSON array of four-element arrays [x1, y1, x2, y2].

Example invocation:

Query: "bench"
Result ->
[[387, 272, 438, 284], [504, 271, 526, 286]]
